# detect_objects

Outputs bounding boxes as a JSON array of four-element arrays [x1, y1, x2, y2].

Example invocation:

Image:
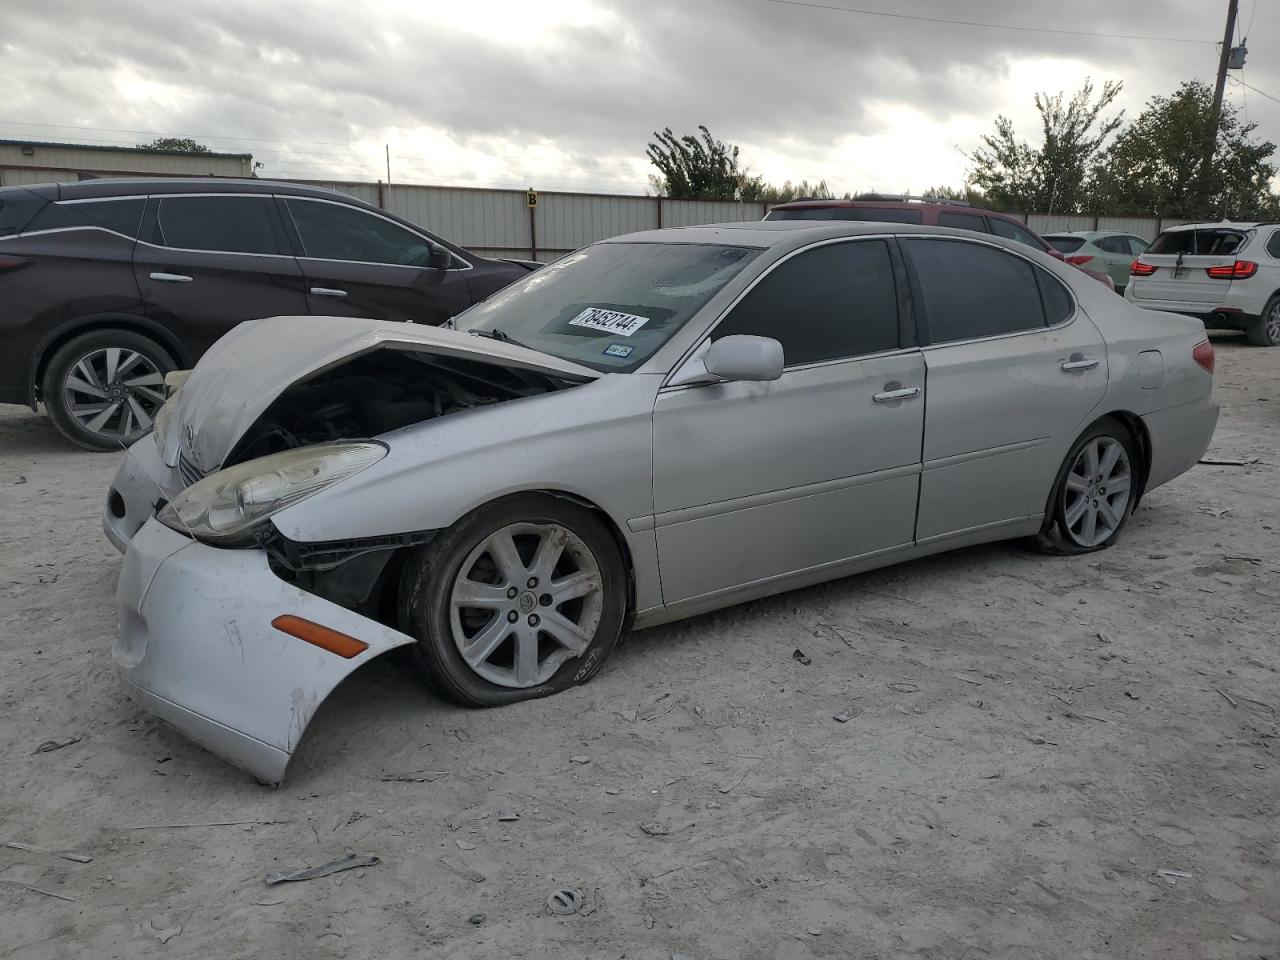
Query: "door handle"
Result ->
[[873, 386, 920, 403], [1061, 355, 1100, 371], [310, 287, 348, 298], [149, 272, 192, 283]]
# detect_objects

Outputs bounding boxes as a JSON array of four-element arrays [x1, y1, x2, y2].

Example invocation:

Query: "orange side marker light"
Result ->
[[271, 615, 369, 659]]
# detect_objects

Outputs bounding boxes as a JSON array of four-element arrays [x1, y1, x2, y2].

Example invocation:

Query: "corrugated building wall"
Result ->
[[0, 140, 254, 185]]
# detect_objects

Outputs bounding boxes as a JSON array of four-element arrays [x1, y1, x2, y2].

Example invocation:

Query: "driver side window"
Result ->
[[284, 198, 439, 267]]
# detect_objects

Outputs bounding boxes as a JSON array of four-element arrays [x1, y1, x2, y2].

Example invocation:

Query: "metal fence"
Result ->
[[290, 178, 1181, 261]]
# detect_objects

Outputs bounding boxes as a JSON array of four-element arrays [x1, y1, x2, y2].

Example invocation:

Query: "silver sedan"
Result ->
[[104, 221, 1219, 783]]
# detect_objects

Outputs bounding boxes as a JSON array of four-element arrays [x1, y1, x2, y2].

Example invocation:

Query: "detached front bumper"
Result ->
[[115, 519, 418, 784], [103, 437, 179, 553]]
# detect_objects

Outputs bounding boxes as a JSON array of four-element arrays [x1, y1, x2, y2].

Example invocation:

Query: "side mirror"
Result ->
[[427, 243, 452, 270], [704, 335, 784, 382]]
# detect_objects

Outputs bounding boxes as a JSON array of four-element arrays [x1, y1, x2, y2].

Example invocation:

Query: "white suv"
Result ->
[[1125, 221, 1280, 346]]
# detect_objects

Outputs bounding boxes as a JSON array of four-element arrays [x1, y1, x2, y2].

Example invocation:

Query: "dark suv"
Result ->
[[765, 197, 1055, 252], [0, 178, 536, 449]]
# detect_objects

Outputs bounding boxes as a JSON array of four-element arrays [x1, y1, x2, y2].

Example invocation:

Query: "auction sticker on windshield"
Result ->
[[568, 307, 650, 337]]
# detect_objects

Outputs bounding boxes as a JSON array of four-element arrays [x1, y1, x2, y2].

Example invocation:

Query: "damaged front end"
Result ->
[[109, 315, 599, 783]]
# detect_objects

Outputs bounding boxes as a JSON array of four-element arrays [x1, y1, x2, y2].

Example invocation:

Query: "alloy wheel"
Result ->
[[61, 347, 166, 443], [1062, 436, 1132, 548], [1267, 303, 1280, 344], [449, 521, 604, 688]]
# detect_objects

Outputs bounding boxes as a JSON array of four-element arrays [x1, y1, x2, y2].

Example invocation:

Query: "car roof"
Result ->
[[1160, 220, 1261, 232], [768, 197, 1025, 222], [604, 219, 1035, 250], [49, 177, 373, 206], [1042, 230, 1138, 239]]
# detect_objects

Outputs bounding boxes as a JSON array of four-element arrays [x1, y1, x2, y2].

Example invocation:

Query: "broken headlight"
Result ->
[[156, 442, 387, 545]]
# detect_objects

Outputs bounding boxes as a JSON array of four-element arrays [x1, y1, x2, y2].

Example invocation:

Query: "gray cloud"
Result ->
[[3, 0, 1275, 192]]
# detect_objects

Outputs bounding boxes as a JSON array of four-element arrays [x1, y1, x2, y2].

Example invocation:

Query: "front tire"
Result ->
[[42, 329, 174, 451], [1246, 296, 1280, 347], [398, 494, 627, 707], [1033, 418, 1140, 555]]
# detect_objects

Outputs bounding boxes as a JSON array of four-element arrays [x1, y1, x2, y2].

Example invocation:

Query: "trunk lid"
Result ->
[[164, 315, 599, 473], [1130, 226, 1250, 305]]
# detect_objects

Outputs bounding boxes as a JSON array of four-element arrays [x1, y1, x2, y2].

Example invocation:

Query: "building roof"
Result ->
[[0, 138, 253, 160]]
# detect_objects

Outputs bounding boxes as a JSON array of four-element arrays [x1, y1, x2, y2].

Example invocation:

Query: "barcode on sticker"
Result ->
[[568, 307, 650, 337]]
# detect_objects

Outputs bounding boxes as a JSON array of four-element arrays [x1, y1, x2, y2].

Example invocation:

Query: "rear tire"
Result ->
[[398, 494, 627, 707], [1246, 296, 1280, 347], [42, 329, 175, 451], [1032, 417, 1141, 555]]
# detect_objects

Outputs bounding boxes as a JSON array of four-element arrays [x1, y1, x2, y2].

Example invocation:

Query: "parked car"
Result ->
[[766, 197, 1116, 289], [105, 219, 1217, 783], [0, 178, 538, 449], [1043, 230, 1149, 292], [1125, 221, 1280, 346]]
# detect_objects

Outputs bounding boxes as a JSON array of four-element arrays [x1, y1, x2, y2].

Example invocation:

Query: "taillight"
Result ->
[[0, 255, 30, 272], [1130, 260, 1157, 276], [1065, 254, 1095, 266], [1193, 340, 1215, 374], [1205, 260, 1257, 279]]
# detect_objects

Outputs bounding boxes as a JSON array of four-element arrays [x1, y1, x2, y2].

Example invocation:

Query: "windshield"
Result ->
[[1044, 235, 1086, 253], [456, 241, 760, 372]]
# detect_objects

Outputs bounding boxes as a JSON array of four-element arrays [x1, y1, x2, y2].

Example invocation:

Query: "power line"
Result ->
[[764, 0, 1211, 44], [1230, 76, 1280, 107]]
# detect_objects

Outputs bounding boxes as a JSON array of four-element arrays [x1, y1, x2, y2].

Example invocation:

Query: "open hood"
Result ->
[[162, 315, 599, 473]]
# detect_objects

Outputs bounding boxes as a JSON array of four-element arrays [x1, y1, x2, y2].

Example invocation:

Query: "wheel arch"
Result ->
[[26, 313, 190, 408], [1039, 409, 1152, 534]]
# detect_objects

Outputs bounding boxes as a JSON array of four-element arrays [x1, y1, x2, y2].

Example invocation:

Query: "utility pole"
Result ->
[[1197, 0, 1238, 215], [385, 144, 392, 190]]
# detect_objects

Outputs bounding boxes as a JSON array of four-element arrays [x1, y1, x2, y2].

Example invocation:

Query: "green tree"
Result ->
[[967, 79, 1123, 213], [646, 126, 743, 200], [141, 137, 210, 153], [1091, 80, 1279, 219]]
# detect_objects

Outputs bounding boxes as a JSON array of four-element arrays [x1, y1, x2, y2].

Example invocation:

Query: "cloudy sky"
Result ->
[[3, 0, 1275, 195]]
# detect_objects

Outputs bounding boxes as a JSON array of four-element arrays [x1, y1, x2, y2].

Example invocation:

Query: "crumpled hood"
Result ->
[[162, 315, 599, 472]]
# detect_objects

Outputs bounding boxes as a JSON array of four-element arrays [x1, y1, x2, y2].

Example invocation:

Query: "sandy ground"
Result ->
[[1, 331, 1277, 960]]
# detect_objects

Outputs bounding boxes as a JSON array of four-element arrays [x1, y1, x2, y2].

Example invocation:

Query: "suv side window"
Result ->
[[713, 240, 900, 366], [1266, 229, 1280, 259], [0, 187, 50, 236], [155, 196, 279, 254], [938, 211, 989, 233], [903, 238, 1049, 343], [1126, 236, 1149, 255], [1096, 236, 1125, 254], [987, 216, 1045, 251], [25, 198, 146, 238], [285, 198, 437, 267]]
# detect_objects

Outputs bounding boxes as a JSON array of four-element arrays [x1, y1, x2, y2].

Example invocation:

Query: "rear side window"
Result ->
[[1126, 236, 1149, 255], [903, 238, 1049, 343], [714, 240, 900, 365], [285, 199, 436, 266], [1149, 229, 1245, 256], [1044, 235, 1086, 253], [987, 216, 1046, 250], [24, 199, 145, 238], [938, 211, 989, 233], [0, 187, 47, 237], [155, 196, 279, 254], [1096, 236, 1128, 254], [1266, 230, 1280, 259], [765, 206, 923, 224]]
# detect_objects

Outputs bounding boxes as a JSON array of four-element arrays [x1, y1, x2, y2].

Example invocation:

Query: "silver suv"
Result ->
[[1124, 221, 1280, 346]]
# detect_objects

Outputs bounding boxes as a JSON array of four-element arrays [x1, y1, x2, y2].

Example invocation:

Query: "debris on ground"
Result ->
[[791, 649, 811, 665], [832, 704, 863, 722], [140, 918, 182, 944], [5, 841, 93, 863], [0, 879, 77, 902], [497, 810, 520, 822], [381, 771, 448, 783], [546, 887, 584, 915], [1027, 735, 1059, 746], [1198, 456, 1258, 466], [1155, 868, 1195, 882], [31, 735, 83, 754], [455, 840, 476, 851], [264, 853, 379, 886], [888, 681, 919, 693], [439, 858, 486, 883], [468, 913, 486, 925], [1216, 688, 1239, 708], [569, 755, 590, 764], [639, 822, 671, 836]]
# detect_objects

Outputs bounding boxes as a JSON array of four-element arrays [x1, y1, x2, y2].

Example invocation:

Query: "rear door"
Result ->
[[1093, 235, 1136, 288], [279, 197, 473, 326], [901, 237, 1107, 543], [1130, 228, 1246, 309], [133, 194, 310, 358]]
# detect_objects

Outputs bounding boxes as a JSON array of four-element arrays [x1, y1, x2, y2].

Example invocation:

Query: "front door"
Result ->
[[899, 237, 1109, 543], [279, 197, 473, 326], [651, 238, 925, 607], [133, 194, 310, 359]]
